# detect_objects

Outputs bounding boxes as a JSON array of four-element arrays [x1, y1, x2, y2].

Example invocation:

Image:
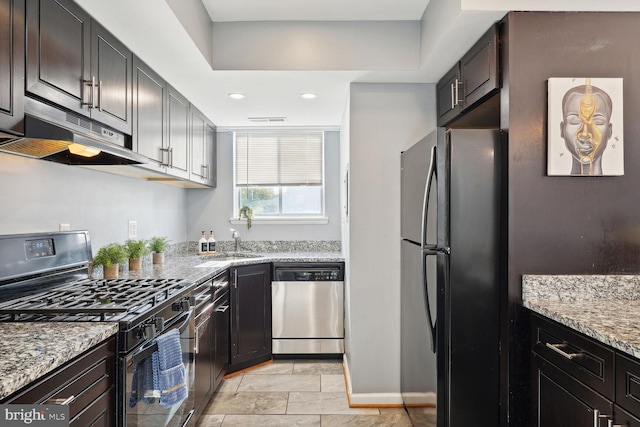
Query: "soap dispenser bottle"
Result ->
[[207, 231, 217, 253], [198, 231, 208, 255]]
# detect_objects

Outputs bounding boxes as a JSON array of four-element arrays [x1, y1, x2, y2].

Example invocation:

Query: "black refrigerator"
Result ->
[[400, 128, 502, 426]]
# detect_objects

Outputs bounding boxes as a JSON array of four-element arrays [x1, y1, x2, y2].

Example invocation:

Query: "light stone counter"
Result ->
[[0, 322, 118, 400], [522, 275, 640, 359]]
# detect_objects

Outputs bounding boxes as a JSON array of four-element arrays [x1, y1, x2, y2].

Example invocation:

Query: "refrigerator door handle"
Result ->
[[421, 146, 437, 249], [421, 250, 437, 353]]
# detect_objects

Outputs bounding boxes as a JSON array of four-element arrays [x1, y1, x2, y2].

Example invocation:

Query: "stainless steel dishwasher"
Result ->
[[272, 262, 345, 355]]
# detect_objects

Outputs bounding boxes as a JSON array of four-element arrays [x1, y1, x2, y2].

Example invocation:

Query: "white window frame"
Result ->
[[231, 130, 329, 225]]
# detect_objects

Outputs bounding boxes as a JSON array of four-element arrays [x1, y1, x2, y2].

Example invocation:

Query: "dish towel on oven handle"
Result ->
[[129, 328, 188, 409], [153, 328, 188, 408]]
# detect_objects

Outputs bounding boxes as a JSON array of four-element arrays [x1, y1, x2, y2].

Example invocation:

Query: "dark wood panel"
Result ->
[[615, 404, 640, 427], [133, 56, 166, 167], [25, 0, 90, 115], [616, 353, 640, 417], [0, 0, 24, 133], [460, 24, 499, 108], [436, 64, 460, 127]]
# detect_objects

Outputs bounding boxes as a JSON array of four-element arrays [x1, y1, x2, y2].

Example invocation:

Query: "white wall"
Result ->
[[0, 153, 187, 253], [185, 131, 342, 243], [343, 82, 436, 403]]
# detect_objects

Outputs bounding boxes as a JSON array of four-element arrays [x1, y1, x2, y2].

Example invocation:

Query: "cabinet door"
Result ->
[[615, 404, 640, 427], [190, 105, 206, 182], [25, 0, 91, 116], [436, 64, 461, 127], [533, 355, 613, 427], [0, 0, 24, 134], [460, 24, 499, 109], [204, 122, 217, 188], [214, 290, 230, 388], [230, 264, 272, 372], [194, 310, 214, 414], [132, 56, 166, 171], [90, 20, 132, 134], [167, 86, 189, 179]]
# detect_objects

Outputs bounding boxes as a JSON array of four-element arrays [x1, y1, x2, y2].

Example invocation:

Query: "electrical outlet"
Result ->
[[128, 221, 137, 239], [59, 223, 70, 231]]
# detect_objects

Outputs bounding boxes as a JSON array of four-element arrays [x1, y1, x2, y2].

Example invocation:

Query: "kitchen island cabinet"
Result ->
[[25, 0, 132, 134], [229, 263, 272, 372], [0, 0, 24, 135], [524, 275, 640, 426], [0, 323, 118, 426]]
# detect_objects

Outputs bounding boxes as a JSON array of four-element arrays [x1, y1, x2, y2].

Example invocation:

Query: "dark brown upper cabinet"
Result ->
[[0, 0, 25, 134], [25, 0, 132, 134], [189, 104, 217, 188], [437, 24, 500, 127]]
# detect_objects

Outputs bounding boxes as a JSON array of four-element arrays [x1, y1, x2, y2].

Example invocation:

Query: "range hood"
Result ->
[[0, 98, 147, 166]]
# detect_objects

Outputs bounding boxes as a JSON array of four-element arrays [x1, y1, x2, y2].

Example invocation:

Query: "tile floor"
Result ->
[[196, 359, 415, 427]]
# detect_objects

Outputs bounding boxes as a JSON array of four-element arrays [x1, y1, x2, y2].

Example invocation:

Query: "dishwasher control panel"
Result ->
[[272, 263, 344, 281]]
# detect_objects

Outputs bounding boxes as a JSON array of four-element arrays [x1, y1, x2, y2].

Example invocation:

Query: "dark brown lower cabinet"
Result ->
[[1, 336, 116, 427], [532, 314, 640, 426], [533, 354, 612, 426], [229, 263, 271, 372]]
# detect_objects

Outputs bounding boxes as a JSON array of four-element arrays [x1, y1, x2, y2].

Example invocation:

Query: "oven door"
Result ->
[[124, 310, 195, 427]]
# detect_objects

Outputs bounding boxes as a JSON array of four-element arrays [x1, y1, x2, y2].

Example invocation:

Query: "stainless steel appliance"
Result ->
[[0, 231, 197, 427], [271, 263, 344, 355], [400, 128, 503, 426]]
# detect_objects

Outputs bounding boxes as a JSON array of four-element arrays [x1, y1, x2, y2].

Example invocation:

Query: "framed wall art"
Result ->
[[547, 77, 624, 176]]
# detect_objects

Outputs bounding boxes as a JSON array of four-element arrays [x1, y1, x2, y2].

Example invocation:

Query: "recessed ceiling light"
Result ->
[[300, 93, 317, 99], [228, 93, 245, 99]]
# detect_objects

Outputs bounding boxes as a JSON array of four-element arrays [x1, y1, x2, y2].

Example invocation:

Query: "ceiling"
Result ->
[[201, 0, 430, 22]]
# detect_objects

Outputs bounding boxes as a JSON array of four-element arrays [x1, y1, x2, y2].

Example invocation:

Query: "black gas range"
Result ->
[[0, 231, 199, 427]]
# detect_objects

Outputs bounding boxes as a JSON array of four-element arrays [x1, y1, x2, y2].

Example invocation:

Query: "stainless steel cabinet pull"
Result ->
[[82, 77, 95, 108], [46, 395, 75, 405], [454, 78, 460, 106], [233, 270, 238, 288], [159, 147, 170, 166], [215, 304, 229, 313], [546, 342, 581, 359], [169, 147, 174, 167], [450, 82, 455, 109]]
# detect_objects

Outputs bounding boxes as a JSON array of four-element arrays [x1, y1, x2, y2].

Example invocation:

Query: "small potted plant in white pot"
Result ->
[[93, 243, 127, 279], [124, 239, 149, 271], [149, 236, 170, 264]]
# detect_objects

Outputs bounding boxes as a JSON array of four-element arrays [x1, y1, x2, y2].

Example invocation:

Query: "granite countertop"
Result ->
[[522, 275, 640, 359], [0, 322, 118, 400], [97, 251, 345, 284], [0, 251, 343, 399]]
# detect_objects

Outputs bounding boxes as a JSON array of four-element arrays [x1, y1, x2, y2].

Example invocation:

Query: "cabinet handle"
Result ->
[[169, 147, 174, 167], [546, 342, 581, 360], [80, 76, 96, 108], [593, 410, 617, 427], [46, 395, 75, 405], [450, 82, 455, 109], [159, 147, 170, 167], [201, 164, 209, 180], [215, 304, 229, 313], [233, 270, 237, 288]]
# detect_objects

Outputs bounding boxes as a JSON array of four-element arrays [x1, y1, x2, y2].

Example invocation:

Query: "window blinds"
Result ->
[[235, 131, 323, 186]]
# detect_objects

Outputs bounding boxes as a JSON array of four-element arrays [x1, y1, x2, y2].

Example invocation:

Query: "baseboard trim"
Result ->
[[342, 355, 404, 407]]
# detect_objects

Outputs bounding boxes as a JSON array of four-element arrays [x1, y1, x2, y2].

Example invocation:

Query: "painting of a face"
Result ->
[[548, 78, 623, 176]]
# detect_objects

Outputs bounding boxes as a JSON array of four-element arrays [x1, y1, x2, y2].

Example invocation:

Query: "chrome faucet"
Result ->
[[230, 228, 241, 252]]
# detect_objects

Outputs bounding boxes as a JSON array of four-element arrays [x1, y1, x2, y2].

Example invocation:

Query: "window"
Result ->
[[234, 131, 325, 219]]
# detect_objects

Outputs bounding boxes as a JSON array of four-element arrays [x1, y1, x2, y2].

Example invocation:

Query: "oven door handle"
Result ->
[[132, 310, 193, 365]]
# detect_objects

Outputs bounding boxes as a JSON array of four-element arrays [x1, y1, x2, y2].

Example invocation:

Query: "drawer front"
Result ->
[[532, 314, 614, 399], [616, 353, 640, 417], [615, 404, 640, 427]]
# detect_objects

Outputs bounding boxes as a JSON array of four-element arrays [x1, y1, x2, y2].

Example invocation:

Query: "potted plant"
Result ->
[[124, 239, 149, 271], [239, 205, 253, 229], [92, 243, 127, 279], [149, 236, 170, 264]]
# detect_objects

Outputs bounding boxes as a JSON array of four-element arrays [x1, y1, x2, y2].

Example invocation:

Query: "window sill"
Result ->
[[229, 216, 329, 225]]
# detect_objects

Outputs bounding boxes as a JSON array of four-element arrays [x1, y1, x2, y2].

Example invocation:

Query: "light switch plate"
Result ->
[[128, 221, 137, 239]]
